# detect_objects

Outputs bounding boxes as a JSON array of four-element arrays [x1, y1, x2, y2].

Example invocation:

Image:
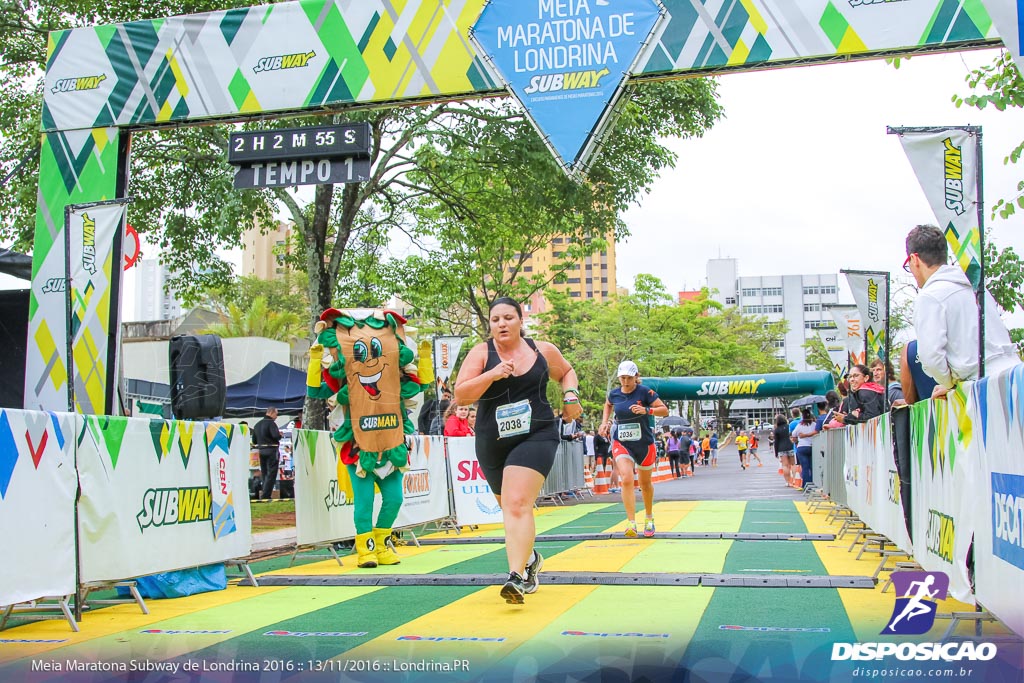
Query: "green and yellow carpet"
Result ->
[[1, 501, 1020, 682]]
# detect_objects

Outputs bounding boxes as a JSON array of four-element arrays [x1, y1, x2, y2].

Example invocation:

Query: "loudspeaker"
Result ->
[[169, 334, 226, 419]]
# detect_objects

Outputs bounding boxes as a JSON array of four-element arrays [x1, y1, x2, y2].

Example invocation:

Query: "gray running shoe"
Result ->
[[500, 571, 526, 604], [523, 550, 544, 594]]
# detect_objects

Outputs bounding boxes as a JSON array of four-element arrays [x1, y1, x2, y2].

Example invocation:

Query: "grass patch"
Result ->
[[250, 499, 295, 531]]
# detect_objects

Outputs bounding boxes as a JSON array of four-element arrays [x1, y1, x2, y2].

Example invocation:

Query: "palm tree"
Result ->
[[200, 296, 303, 341]]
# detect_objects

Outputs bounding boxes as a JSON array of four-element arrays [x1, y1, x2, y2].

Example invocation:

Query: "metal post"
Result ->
[[975, 129, 986, 379], [884, 271, 891, 411]]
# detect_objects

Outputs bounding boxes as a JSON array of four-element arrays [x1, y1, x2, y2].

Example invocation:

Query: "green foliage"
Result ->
[[537, 278, 789, 423], [397, 80, 723, 336], [953, 51, 1024, 220], [204, 274, 311, 333], [199, 296, 303, 342]]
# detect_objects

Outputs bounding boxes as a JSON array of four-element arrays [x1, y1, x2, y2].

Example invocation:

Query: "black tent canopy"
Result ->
[[223, 361, 307, 417]]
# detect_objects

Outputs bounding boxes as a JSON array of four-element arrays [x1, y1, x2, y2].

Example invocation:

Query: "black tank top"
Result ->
[[475, 338, 557, 441]]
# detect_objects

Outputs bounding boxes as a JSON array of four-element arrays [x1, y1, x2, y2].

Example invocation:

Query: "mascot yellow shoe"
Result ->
[[355, 532, 378, 568], [374, 528, 401, 565]]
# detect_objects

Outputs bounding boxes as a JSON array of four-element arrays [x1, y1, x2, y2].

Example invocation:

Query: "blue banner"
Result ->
[[472, 0, 663, 174]]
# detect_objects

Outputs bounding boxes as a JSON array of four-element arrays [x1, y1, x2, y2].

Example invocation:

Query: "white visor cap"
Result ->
[[616, 360, 639, 377]]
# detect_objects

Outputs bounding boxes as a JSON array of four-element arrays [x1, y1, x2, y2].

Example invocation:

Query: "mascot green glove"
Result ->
[[307, 308, 425, 568]]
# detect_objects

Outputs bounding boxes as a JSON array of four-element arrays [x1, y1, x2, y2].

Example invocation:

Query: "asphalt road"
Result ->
[[589, 442, 802, 502]]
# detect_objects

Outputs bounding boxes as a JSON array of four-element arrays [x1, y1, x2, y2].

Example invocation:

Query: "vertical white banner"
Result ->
[[433, 336, 465, 395], [843, 271, 888, 364], [896, 128, 981, 289], [826, 304, 865, 367], [817, 328, 848, 380], [446, 437, 503, 527], [77, 416, 251, 582], [0, 409, 78, 606], [206, 423, 237, 539], [65, 201, 127, 415]]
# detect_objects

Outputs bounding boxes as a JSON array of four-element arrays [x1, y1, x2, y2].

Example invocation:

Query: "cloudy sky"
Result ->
[[617, 48, 1024, 324]]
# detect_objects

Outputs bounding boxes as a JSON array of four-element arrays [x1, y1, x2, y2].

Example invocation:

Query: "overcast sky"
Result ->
[[617, 48, 1024, 324]]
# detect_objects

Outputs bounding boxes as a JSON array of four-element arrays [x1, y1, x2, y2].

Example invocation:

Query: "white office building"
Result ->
[[707, 258, 839, 372], [133, 259, 183, 322]]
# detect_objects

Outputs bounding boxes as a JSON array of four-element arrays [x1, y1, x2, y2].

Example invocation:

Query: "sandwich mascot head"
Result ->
[[307, 308, 425, 567]]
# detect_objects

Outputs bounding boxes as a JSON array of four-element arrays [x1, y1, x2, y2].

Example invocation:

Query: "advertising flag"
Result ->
[[817, 327, 849, 380], [896, 129, 981, 289], [65, 200, 127, 414], [433, 336, 465, 396], [843, 270, 888, 364], [826, 304, 865, 368]]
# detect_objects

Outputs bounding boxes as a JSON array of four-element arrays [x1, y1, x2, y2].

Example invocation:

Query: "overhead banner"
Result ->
[[446, 437, 502, 527], [76, 416, 251, 583], [65, 200, 127, 414], [826, 304, 865, 368], [978, 1, 1024, 89], [0, 409, 77, 607], [909, 389, 980, 603], [843, 270, 888, 364], [30, 1, 1005, 413], [646, 371, 835, 401], [894, 128, 982, 289], [471, 0, 664, 174], [433, 336, 465, 396], [817, 328, 849, 381], [971, 364, 1024, 636]]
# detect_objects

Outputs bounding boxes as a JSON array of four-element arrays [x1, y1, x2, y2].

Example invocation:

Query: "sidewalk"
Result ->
[[251, 526, 297, 552]]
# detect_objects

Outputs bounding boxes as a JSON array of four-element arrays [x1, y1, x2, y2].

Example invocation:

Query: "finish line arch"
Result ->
[[645, 371, 835, 402], [26, 0, 1019, 413]]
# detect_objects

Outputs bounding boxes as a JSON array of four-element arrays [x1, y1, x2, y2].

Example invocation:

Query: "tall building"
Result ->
[[706, 258, 839, 372], [523, 234, 617, 319], [241, 221, 292, 280], [133, 259, 183, 321]]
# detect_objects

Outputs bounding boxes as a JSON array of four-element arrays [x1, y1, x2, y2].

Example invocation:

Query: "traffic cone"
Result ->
[[584, 466, 594, 490], [593, 463, 609, 494], [790, 464, 803, 490]]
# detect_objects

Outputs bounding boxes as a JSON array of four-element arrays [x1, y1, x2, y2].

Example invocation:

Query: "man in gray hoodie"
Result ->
[[905, 225, 1021, 398]]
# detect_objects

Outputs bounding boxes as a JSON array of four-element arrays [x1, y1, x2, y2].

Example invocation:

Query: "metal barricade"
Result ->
[[539, 441, 585, 497], [820, 428, 847, 506]]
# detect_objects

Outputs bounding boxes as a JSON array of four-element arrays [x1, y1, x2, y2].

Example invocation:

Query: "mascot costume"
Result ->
[[307, 308, 427, 568]]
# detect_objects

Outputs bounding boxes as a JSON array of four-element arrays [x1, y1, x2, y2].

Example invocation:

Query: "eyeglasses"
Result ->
[[903, 254, 916, 273], [848, 372, 864, 379]]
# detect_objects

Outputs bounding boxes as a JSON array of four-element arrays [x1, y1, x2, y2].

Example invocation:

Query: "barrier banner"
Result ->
[[970, 364, 1024, 636], [842, 414, 911, 552], [205, 423, 237, 539], [394, 436, 452, 529], [909, 390, 980, 603], [64, 201, 127, 415], [0, 409, 77, 606], [446, 437, 502, 527], [843, 270, 888, 364], [293, 428, 356, 546], [897, 128, 982, 289], [77, 416, 251, 582], [826, 304, 865, 367]]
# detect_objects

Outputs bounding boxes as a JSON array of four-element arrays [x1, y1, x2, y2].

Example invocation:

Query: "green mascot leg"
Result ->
[[373, 470, 405, 565], [346, 464, 378, 535]]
